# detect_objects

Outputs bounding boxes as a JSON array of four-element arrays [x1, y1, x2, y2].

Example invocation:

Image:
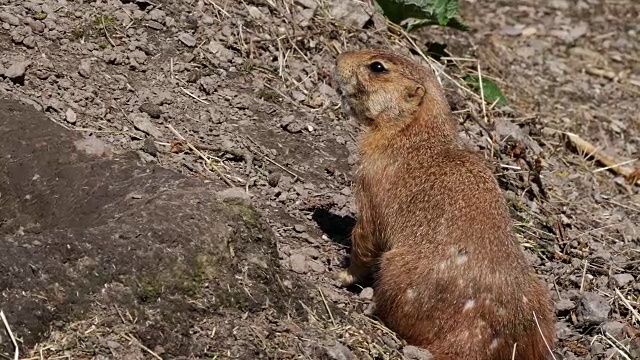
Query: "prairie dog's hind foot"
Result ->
[[335, 269, 358, 287]]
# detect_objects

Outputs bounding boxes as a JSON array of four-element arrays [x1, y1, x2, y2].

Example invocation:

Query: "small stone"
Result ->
[[78, 59, 92, 78], [325, 342, 356, 360], [208, 40, 234, 62], [201, 15, 214, 25], [28, 21, 45, 33], [65, 108, 77, 124], [247, 6, 262, 19], [4, 61, 29, 84], [550, 0, 569, 9], [590, 342, 605, 356], [22, 36, 36, 48], [402, 345, 434, 360], [142, 137, 158, 156], [216, 187, 251, 202], [359, 287, 374, 300], [295, 0, 318, 10], [283, 120, 304, 133], [178, 32, 196, 47], [568, 23, 588, 42], [500, 25, 523, 36], [308, 260, 325, 273], [601, 321, 625, 339], [555, 298, 576, 312], [329, 1, 371, 28], [132, 113, 162, 138], [611, 273, 634, 287], [147, 9, 166, 22], [554, 321, 576, 340], [363, 301, 376, 316], [139, 103, 162, 118], [0, 12, 20, 26], [293, 224, 307, 233], [106, 340, 121, 349], [291, 90, 306, 102], [145, 20, 164, 30], [577, 292, 611, 326], [267, 172, 281, 187], [303, 247, 320, 259], [74, 136, 109, 157], [289, 254, 307, 274]]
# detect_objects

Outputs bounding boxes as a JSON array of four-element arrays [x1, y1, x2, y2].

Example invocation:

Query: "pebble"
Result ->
[[216, 187, 252, 202], [65, 108, 77, 124], [139, 103, 162, 118], [267, 172, 281, 187], [307, 260, 325, 273], [601, 321, 625, 339], [283, 120, 305, 133], [247, 6, 263, 19], [142, 137, 158, 156], [325, 342, 356, 360], [402, 345, 434, 360], [3, 61, 29, 83], [303, 247, 320, 259], [554, 298, 576, 312], [329, 1, 371, 29], [22, 36, 36, 48], [78, 59, 92, 78], [0, 12, 20, 26], [208, 40, 234, 62], [28, 21, 45, 33], [500, 25, 524, 37], [74, 136, 109, 157], [289, 254, 307, 274], [611, 273, 634, 287], [359, 287, 374, 300], [293, 224, 307, 233], [178, 32, 196, 47], [577, 292, 611, 326], [555, 321, 577, 340], [145, 20, 164, 30], [132, 113, 162, 138]]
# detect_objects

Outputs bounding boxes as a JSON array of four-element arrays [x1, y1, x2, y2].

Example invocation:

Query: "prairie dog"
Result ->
[[333, 49, 555, 360]]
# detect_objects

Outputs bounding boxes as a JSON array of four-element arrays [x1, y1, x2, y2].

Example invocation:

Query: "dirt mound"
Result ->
[[0, 99, 340, 359]]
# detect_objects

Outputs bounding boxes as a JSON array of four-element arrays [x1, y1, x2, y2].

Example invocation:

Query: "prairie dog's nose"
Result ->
[[335, 51, 358, 83]]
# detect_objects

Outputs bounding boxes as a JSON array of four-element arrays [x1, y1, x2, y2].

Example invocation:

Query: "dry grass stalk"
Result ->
[[564, 132, 639, 186], [0, 310, 18, 360]]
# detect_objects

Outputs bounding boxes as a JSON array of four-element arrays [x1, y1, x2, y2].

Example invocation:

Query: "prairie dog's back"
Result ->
[[334, 49, 556, 360]]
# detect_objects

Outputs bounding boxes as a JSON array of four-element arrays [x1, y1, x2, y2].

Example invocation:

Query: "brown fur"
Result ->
[[333, 49, 556, 360]]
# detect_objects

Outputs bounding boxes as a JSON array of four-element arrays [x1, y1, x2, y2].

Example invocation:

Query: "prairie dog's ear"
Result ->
[[405, 84, 426, 106]]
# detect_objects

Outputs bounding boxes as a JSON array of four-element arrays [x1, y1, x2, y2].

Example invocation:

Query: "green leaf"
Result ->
[[464, 75, 507, 106], [374, 0, 469, 32]]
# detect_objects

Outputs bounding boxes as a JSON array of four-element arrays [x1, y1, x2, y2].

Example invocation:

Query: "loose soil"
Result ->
[[0, 0, 638, 359]]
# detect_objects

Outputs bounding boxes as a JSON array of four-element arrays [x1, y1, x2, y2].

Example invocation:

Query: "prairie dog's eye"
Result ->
[[368, 61, 387, 73]]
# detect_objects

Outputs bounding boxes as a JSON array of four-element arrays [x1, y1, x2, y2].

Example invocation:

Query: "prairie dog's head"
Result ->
[[334, 49, 448, 127]]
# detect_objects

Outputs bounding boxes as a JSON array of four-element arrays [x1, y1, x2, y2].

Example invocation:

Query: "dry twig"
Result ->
[[563, 131, 639, 186], [0, 310, 18, 360], [166, 124, 233, 186]]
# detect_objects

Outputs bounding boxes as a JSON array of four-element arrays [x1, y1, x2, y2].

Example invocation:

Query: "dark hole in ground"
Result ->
[[311, 207, 377, 292], [311, 207, 355, 246]]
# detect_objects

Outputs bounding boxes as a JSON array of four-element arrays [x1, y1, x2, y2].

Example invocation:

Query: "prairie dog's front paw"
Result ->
[[335, 270, 357, 287]]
